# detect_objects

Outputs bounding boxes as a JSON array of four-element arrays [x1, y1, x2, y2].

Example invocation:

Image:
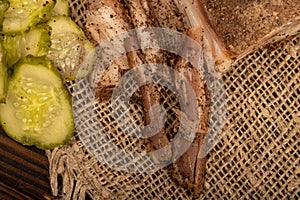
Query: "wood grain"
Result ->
[[0, 128, 53, 199]]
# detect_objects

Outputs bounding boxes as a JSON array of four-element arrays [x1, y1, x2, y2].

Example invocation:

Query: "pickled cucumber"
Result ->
[[0, 56, 74, 149], [3, 27, 51, 66], [2, 0, 55, 34], [47, 15, 96, 80], [0, 42, 8, 102]]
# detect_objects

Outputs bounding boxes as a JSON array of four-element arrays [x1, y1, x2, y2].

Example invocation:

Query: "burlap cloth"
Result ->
[[46, 0, 300, 199]]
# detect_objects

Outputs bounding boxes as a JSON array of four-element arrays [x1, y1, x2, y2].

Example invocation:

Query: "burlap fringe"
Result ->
[[46, 138, 99, 200]]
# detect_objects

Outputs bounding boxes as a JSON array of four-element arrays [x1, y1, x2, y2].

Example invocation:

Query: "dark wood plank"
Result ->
[[0, 182, 32, 200], [0, 128, 53, 199]]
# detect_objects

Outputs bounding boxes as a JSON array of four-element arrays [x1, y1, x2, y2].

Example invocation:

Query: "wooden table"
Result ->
[[0, 128, 53, 199]]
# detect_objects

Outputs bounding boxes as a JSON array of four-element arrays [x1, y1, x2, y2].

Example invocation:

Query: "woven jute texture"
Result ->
[[47, 0, 300, 199]]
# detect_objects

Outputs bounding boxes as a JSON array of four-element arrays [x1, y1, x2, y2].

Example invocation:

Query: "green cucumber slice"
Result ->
[[2, 0, 55, 34], [0, 0, 9, 30], [3, 27, 51, 66], [0, 56, 74, 149], [46, 15, 96, 80], [0, 42, 8, 102], [50, 0, 70, 17]]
